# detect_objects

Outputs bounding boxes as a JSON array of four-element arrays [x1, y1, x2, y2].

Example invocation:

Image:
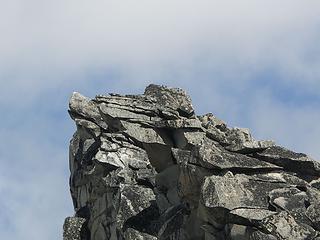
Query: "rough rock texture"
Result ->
[[64, 84, 320, 240]]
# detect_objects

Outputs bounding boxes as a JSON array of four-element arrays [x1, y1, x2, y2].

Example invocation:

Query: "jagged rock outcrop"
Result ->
[[64, 84, 320, 240]]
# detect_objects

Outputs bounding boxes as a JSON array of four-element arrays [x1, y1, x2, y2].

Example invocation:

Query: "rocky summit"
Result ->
[[64, 84, 320, 240]]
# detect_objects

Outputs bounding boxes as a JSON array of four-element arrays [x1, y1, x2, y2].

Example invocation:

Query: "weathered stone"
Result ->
[[144, 84, 195, 117], [229, 208, 277, 224], [118, 184, 155, 227], [205, 127, 229, 145], [247, 229, 278, 240], [183, 131, 206, 147], [95, 95, 159, 117], [224, 224, 278, 240], [195, 137, 282, 171], [201, 172, 286, 211], [124, 228, 157, 240], [199, 115, 275, 153], [69, 92, 108, 129], [64, 84, 320, 240], [268, 187, 311, 225], [249, 172, 309, 186], [306, 202, 320, 231], [121, 121, 167, 145], [99, 102, 154, 121], [155, 165, 180, 206], [153, 118, 202, 129], [198, 113, 227, 130], [63, 217, 87, 240], [255, 146, 320, 176], [75, 118, 101, 138], [225, 127, 275, 153], [310, 178, 320, 190], [260, 211, 316, 239]]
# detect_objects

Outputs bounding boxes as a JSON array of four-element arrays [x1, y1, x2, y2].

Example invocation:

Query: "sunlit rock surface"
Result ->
[[64, 84, 320, 240]]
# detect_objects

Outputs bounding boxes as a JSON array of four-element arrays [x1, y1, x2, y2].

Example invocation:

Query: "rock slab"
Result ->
[[64, 84, 320, 240]]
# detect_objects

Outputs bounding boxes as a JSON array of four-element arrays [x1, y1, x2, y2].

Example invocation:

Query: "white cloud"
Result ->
[[1, 0, 320, 94], [0, 112, 74, 240], [248, 89, 320, 159]]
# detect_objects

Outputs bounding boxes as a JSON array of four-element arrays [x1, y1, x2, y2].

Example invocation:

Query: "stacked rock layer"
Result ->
[[64, 84, 320, 240]]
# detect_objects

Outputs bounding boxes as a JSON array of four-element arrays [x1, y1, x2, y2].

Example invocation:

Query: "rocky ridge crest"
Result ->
[[64, 84, 320, 240]]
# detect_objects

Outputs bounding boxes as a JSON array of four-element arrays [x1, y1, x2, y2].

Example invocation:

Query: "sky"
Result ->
[[0, 1, 320, 239]]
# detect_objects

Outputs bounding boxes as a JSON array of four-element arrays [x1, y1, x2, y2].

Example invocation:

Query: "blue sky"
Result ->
[[1, 1, 320, 239]]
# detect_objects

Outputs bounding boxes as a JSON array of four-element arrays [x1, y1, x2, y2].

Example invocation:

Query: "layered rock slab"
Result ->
[[64, 84, 320, 240]]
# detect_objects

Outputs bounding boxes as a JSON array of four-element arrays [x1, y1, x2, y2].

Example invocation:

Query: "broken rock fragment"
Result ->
[[63, 217, 87, 240]]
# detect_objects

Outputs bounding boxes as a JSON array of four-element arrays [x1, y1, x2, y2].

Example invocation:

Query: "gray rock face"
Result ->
[[64, 84, 320, 240]]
